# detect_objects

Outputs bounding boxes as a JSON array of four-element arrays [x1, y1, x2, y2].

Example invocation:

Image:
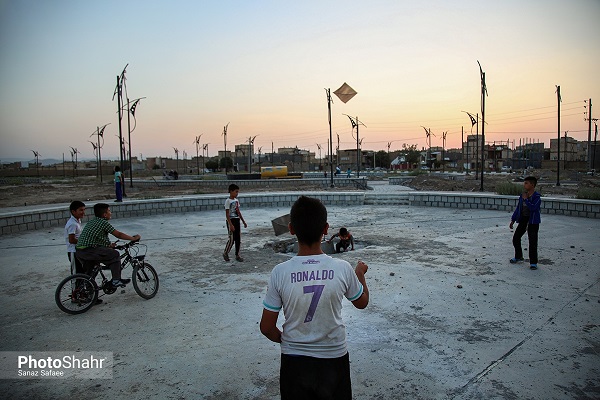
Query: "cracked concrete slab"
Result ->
[[0, 189, 598, 399]]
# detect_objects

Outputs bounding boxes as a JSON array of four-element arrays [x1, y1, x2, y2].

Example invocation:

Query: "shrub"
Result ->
[[495, 182, 523, 196], [576, 188, 600, 200], [408, 169, 427, 176]]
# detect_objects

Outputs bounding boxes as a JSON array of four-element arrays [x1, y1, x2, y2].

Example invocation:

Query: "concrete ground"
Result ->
[[0, 183, 598, 399]]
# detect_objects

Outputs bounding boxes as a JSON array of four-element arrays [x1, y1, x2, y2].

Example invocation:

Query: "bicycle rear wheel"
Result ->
[[132, 262, 159, 299], [55, 274, 98, 314]]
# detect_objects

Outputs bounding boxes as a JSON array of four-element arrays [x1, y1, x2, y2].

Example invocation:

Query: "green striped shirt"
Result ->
[[76, 217, 115, 248]]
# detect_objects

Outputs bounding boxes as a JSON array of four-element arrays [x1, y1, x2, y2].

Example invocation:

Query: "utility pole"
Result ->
[[594, 122, 598, 172], [556, 85, 561, 186], [586, 99, 592, 171]]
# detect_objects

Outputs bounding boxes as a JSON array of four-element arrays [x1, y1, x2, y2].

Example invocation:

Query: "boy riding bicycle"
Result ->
[[75, 203, 140, 287]]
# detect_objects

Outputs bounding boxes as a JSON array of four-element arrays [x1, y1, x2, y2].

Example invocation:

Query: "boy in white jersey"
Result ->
[[260, 196, 369, 399], [65, 200, 85, 275], [223, 183, 247, 262]]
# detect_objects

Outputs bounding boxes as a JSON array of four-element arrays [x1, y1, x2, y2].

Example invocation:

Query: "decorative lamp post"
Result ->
[[31, 150, 41, 177], [478, 60, 488, 192], [194, 134, 203, 175], [90, 123, 108, 182]]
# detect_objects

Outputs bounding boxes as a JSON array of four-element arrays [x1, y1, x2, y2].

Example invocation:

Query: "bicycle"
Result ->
[[55, 240, 159, 314]]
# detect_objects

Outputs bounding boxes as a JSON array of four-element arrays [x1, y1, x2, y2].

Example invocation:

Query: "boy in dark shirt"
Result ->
[[509, 176, 542, 270]]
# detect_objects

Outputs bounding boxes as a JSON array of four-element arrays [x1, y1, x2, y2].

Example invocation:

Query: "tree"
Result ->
[[375, 150, 389, 168], [402, 144, 421, 168], [205, 159, 219, 171], [219, 157, 233, 170]]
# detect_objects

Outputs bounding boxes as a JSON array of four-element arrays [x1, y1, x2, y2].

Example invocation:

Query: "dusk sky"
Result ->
[[1, 0, 599, 162]]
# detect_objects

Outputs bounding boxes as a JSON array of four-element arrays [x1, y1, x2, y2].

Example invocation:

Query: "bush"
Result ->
[[576, 188, 600, 200], [495, 182, 523, 195], [408, 169, 427, 176]]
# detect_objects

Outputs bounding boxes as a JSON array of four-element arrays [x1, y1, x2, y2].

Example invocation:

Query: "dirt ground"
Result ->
[[0, 170, 598, 208]]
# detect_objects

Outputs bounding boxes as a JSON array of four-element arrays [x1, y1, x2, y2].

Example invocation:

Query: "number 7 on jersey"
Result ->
[[303, 285, 325, 323]]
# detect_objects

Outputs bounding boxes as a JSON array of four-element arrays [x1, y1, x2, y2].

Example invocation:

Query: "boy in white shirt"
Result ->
[[223, 184, 247, 262], [64, 201, 85, 275], [260, 196, 369, 399]]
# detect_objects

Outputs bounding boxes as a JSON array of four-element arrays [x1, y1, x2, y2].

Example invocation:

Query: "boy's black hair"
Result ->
[[69, 200, 85, 212], [339, 227, 348, 236], [290, 196, 327, 245], [94, 203, 110, 218], [524, 176, 537, 186], [228, 183, 239, 192], [114, 166, 120, 172]]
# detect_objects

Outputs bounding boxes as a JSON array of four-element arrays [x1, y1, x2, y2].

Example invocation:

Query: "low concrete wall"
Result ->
[[1, 191, 599, 236], [135, 177, 367, 190], [0, 192, 365, 235], [408, 192, 600, 218]]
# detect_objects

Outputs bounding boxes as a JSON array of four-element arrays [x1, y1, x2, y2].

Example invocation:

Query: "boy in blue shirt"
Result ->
[[509, 176, 542, 270]]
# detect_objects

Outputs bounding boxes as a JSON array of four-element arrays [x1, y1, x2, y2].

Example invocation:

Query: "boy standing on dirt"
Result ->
[[260, 196, 369, 399], [509, 176, 542, 270], [65, 201, 86, 275], [114, 166, 123, 202], [223, 184, 247, 262]]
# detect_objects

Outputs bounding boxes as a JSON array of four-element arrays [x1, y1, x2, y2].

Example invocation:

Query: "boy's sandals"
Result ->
[[509, 258, 524, 264], [235, 255, 244, 262], [223, 253, 230, 262], [530, 264, 538, 270]]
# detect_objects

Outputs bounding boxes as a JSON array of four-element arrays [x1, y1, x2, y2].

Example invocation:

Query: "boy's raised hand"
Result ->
[[355, 260, 368, 275]]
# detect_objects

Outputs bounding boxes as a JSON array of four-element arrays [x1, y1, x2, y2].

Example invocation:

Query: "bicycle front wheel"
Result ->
[[132, 262, 159, 299], [55, 274, 98, 314]]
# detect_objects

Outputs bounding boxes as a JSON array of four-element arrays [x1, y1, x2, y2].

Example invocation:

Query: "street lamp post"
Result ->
[[31, 150, 40, 177], [125, 97, 144, 188], [248, 135, 258, 173], [478, 60, 487, 192], [316, 143, 322, 171], [222, 123, 230, 174], [70, 147, 79, 177], [91, 124, 108, 182], [112, 65, 127, 197], [345, 114, 366, 178], [421, 127, 435, 169], [325, 89, 334, 187], [194, 134, 202, 175]]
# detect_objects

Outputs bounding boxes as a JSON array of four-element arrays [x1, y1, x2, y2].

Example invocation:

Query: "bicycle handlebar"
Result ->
[[114, 239, 140, 250]]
